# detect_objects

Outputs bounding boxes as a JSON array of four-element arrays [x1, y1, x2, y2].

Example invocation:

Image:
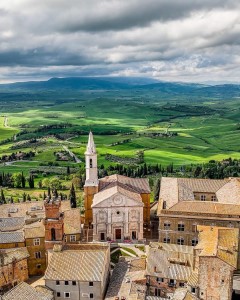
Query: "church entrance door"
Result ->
[[115, 229, 122, 240], [132, 231, 137, 240], [100, 232, 105, 241]]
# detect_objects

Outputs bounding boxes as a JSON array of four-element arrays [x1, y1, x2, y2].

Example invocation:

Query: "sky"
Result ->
[[0, 0, 240, 83]]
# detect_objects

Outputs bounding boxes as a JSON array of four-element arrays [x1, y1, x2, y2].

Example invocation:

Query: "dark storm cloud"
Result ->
[[0, 0, 240, 82], [56, 0, 238, 33]]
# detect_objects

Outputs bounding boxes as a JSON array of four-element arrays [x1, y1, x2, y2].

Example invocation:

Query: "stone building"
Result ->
[[106, 257, 146, 300], [0, 198, 81, 277], [92, 183, 144, 241], [157, 177, 240, 267], [0, 247, 29, 293], [24, 220, 46, 276], [146, 243, 194, 298], [0, 231, 25, 249], [84, 132, 150, 241], [44, 243, 110, 300], [188, 226, 238, 300]]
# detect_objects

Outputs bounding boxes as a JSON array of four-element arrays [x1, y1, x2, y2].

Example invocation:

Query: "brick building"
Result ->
[[0, 247, 29, 293]]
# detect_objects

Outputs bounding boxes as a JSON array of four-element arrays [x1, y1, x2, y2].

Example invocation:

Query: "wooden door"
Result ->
[[115, 229, 121, 240]]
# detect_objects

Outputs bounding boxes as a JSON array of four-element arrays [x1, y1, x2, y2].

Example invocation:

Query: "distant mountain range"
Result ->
[[0, 76, 239, 98]]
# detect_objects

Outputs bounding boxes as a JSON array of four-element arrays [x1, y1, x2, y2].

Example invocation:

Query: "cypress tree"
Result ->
[[0, 189, 5, 204], [153, 178, 161, 201], [21, 171, 26, 188], [69, 183, 76, 208]]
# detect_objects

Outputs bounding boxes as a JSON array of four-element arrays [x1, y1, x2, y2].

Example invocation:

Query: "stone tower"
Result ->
[[44, 197, 64, 250], [84, 131, 98, 226]]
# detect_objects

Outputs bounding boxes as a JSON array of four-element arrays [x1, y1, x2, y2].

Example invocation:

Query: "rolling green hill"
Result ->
[[0, 77, 239, 173]]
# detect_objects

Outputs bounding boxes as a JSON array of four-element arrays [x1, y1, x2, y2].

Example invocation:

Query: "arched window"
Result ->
[[90, 158, 93, 168], [51, 228, 56, 241]]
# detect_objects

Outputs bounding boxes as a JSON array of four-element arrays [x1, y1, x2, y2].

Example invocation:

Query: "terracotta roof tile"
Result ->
[[1, 282, 54, 300], [92, 184, 143, 207], [0, 247, 29, 265], [0, 231, 24, 244], [167, 201, 240, 216], [0, 217, 25, 232], [24, 221, 45, 239], [45, 244, 109, 281], [99, 174, 150, 194], [196, 225, 239, 268]]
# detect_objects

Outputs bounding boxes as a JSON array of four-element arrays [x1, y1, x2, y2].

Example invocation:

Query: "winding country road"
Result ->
[[63, 145, 82, 163]]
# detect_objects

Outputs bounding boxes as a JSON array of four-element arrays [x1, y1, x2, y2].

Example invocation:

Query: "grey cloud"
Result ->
[[0, 0, 240, 82]]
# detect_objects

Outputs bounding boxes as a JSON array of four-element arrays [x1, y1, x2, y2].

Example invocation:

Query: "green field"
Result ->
[[0, 89, 239, 175]]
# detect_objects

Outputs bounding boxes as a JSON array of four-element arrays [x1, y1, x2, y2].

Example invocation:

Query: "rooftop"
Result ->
[[0, 217, 25, 232], [24, 221, 45, 239], [146, 243, 194, 281], [0, 247, 29, 266], [196, 225, 239, 268], [1, 282, 53, 300], [166, 201, 240, 217], [157, 177, 239, 215], [106, 257, 146, 300], [0, 200, 71, 218], [92, 183, 143, 207], [0, 231, 24, 244], [45, 243, 109, 281], [99, 174, 151, 194]]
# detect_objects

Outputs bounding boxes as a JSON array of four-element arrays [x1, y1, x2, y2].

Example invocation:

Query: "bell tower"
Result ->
[[44, 197, 64, 250], [84, 131, 98, 226]]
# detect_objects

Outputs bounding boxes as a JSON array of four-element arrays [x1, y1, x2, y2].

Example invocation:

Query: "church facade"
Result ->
[[84, 132, 150, 242]]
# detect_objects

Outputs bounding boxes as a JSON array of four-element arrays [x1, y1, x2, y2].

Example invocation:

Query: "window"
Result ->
[[90, 293, 94, 298], [64, 292, 70, 298], [33, 238, 40, 246], [192, 224, 197, 232], [192, 238, 198, 246], [211, 195, 216, 201], [72, 281, 76, 286], [36, 264, 41, 269], [179, 282, 185, 287], [178, 223, 185, 231], [163, 237, 170, 243], [200, 195, 206, 201], [191, 287, 196, 293], [65, 281, 69, 285], [70, 235, 76, 242], [169, 279, 176, 287], [162, 201, 166, 209], [89, 282, 93, 286], [164, 222, 171, 230], [51, 228, 56, 241], [57, 292, 61, 297], [56, 280, 60, 286], [155, 289, 161, 296], [90, 159, 93, 168], [35, 251, 41, 259], [157, 277, 164, 283], [177, 237, 184, 245]]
